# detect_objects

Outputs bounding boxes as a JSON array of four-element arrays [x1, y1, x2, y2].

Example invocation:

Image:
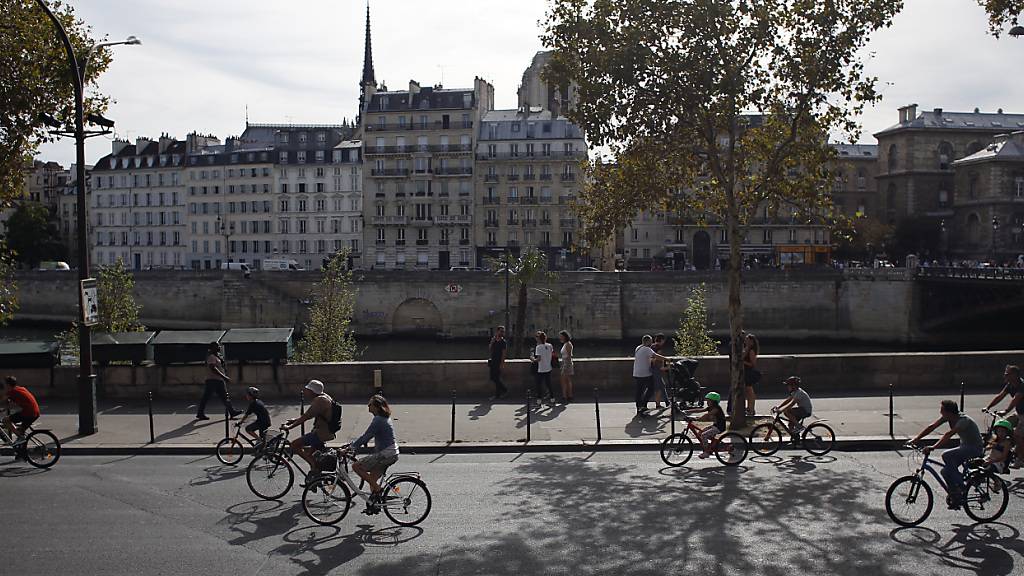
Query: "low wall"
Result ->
[[7, 350, 1020, 402]]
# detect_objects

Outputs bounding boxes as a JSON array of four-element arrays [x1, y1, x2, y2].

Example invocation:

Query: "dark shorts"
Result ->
[[299, 431, 326, 451], [245, 421, 270, 437], [744, 368, 761, 387], [359, 451, 399, 474], [10, 413, 38, 428], [791, 407, 810, 420]]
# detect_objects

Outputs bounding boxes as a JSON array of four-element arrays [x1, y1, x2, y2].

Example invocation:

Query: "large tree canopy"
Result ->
[[4, 201, 65, 267], [977, 0, 1024, 34]]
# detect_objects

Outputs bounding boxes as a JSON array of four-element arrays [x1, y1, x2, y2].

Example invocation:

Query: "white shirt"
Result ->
[[534, 343, 553, 373], [633, 345, 655, 378]]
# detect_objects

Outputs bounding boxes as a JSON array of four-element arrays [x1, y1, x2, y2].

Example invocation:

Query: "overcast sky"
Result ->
[[37, 0, 1024, 167]]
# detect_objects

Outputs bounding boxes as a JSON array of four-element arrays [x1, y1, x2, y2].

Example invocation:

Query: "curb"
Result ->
[[19, 436, 914, 457]]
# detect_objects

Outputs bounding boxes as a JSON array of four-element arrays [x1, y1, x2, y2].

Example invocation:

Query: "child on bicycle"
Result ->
[[685, 391, 727, 459], [237, 387, 271, 446], [986, 419, 1014, 474]]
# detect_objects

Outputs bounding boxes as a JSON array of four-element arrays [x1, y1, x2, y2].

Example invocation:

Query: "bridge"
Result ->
[[913, 266, 1024, 332]]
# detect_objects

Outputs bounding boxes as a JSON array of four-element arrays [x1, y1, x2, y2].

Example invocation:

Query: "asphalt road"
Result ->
[[2, 450, 1023, 575]]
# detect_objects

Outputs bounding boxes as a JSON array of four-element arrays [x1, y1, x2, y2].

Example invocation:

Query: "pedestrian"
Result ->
[[650, 333, 670, 409], [196, 341, 241, 420], [530, 331, 556, 404], [558, 330, 574, 403], [488, 326, 508, 400], [743, 332, 761, 416], [633, 334, 670, 417]]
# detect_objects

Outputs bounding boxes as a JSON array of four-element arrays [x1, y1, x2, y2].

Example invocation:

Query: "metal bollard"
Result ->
[[888, 383, 894, 438], [670, 391, 676, 436], [224, 391, 231, 438], [959, 381, 965, 412], [526, 390, 532, 443], [593, 386, 602, 442], [147, 391, 155, 444], [450, 389, 456, 444], [300, 391, 306, 435]]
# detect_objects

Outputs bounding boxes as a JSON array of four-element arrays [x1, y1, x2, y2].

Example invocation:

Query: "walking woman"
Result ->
[[558, 330, 574, 403], [531, 331, 556, 403], [743, 332, 761, 416]]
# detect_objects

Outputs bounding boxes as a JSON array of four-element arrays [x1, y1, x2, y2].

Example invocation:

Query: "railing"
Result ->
[[523, 174, 536, 181], [411, 218, 433, 227], [842, 267, 911, 281], [914, 266, 1024, 281], [433, 167, 473, 176], [560, 218, 577, 228], [522, 219, 537, 227], [507, 219, 520, 226], [520, 197, 539, 205], [558, 196, 576, 204], [365, 120, 474, 132], [540, 174, 553, 181], [506, 197, 520, 204], [561, 173, 576, 181], [430, 144, 473, 153], [370, 168, 410, 177], [484, 174, 499, 183], [482, 197, 500, 205], [539, 196, 554, 204], [484, 219, 500, 228], [364, 145, 411, 155], [435, 215, 472, 225], [507, 174, 520, 181]]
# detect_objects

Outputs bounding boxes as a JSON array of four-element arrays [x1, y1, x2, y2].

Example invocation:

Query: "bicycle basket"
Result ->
[[906, 448, 924, 474], [314, 450, 338, 472]]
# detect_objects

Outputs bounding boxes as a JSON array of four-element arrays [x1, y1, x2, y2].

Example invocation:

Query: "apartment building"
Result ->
[[830, 144, 879, 219], [475, 109, 587, 269], [56, 164, 91, 262]]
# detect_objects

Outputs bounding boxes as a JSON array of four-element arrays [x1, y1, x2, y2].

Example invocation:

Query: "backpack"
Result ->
[[328, 400, 343, 433]]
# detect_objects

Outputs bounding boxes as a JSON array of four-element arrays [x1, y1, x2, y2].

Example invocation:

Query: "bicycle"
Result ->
[[885, 444, 1009, 527], [659, 414, 749, 467], [302, 447, 431, 527], [245, 426, 363, 500], [748, 409, 835, 457], [0, 410, 60, 469], [216, 422, 274, 466]]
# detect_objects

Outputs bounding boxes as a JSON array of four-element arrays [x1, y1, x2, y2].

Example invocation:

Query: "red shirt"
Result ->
[[7, 386, 40, 419]]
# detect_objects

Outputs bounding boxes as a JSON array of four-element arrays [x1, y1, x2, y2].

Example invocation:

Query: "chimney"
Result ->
[[409, 80, 420, 94], [111, 139, 130, 155], [158, 134, 174, 153], [135, 136, 153, 154], [998, 108, 1004, 114], [933, 107, 942, 117], [898, 103, 918, 124], [551, 86, 562, 119]]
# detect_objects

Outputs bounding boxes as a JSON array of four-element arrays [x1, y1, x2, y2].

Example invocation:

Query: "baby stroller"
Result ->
[[669, 358, 706, 409]]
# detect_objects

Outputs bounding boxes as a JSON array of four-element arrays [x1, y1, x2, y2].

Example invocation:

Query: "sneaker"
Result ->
[[195, 414, 210, 421], [301, 471, 321, 489], [1010, 461, 1023, 469], [946, 494, 962, 510], [698, 452, 710, 459]]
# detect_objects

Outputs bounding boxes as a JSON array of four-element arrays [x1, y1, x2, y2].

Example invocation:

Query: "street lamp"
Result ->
[[34, 0, 140, 434], [1010, 25, 1024, 37], [217, 214, 230, 266], [939, 219, 946, 265], [991, 216, 1000, 264]]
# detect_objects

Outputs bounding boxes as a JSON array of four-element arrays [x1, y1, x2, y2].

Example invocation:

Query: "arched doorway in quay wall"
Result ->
[[392, 298, 444, 336]]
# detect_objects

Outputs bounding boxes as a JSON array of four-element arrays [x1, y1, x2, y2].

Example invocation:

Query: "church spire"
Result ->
[[361, 2, 375, 89]]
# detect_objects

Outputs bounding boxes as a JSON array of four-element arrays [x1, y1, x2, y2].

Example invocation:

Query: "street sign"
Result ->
[[445, 283, 463, 295], [80, 278, 99, 326]]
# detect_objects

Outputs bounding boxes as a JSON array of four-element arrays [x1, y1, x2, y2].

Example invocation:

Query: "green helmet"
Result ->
[[994, 419, 1014, 432], [705, 391, 721, 402]]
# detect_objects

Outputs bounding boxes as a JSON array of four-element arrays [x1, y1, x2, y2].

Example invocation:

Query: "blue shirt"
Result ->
[[353, 415, 398, 453]]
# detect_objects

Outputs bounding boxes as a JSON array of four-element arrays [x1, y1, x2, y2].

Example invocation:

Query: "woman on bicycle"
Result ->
[[348, 395, 399, 499], [685, 391, 727, 459]]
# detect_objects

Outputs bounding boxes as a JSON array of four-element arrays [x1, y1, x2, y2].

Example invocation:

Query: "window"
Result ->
[[788, 229, 797, 243], [968, 172, 979, 199], [1016, 177, 1024, 198], [762, 229, 773, 243], [279, 152, 288, 164], [887, 144, 898, 172]]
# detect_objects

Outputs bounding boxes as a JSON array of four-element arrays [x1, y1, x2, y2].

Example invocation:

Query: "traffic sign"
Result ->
[[80, 278, 99, 326], [445, 283, 463, 295]]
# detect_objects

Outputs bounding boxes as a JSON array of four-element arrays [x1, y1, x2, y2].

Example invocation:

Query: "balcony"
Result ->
[[385, 216, 408, 225], [396, 239, 406, 246], [370, 168, 410, 177], [558, 195, 576, 205], [365, 120, 475, 132], [520, 197, 539, 205], [507, 219, 520, 226], [540, 173, 553, 181], [507, 197, 519, 205], [522, 219, 537, 228], [539, 195, 554, 204], [560, 218, 577, 228], [375, 239, 386, 246], [435, 215, 472, 225], [482, 197, 500, 205], [561, 173, 576, 181], [508, 240, 520, 247], [416, 239, 428, 246], [433, 167, 473, 177], [523, 174, 536, 181], [459, 238, 470, 245], [486, 240, 497, 247], [507, 174, 520, 181], [364, 145, 411, 155], [484, 219, 500, 228], [438, 239, 449, 245], [411, 217, 433, 227], [429, 144, 473, 153], [371, 216, 387, 225], [539, 219, 552, 226], [484, 174, 499, 183]]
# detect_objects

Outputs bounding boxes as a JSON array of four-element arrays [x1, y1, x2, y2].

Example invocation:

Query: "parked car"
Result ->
[[37, 261, 70, 271], [262, 258, 304, 271], [575, 266, 601, 272], [221, 262, 252, 274]]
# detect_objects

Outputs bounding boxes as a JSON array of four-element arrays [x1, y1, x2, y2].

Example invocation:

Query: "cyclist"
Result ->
[[983, 364, 1024, 469], [283, 380, 335, 486], [910, 399, 985, 509], [2, 376, 40, 444], [985, 419, 1014, 474], [772, 376, 813, 437], [237, 387, 271, 446], [347, 395, 399, 501], [684, 391, 727, 459]]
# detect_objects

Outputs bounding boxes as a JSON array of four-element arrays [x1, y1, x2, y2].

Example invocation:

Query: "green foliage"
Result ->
[[296, 252, 359, 363], [674, 284, 720, 358], [4, 202, 65, 267], [488, 248, 557, 358], [976, 0, 1023, 35], [57, 258, 144, 363], [0, 242, 17, 326]]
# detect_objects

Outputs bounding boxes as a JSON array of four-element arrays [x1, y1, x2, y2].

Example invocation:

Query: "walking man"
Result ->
[[488, 326, 508, 400], [634, 335, 670, 416], [196, 342, 241, 420]]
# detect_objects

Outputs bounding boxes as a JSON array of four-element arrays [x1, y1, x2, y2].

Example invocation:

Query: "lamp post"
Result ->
[[992, 216, 1000, 264], [939, 219, 946, 265], [1010, 26, 1024, 37], [34, 0, 140, 434], [504, 247, 511, 332], [217, 214, 231, 266]]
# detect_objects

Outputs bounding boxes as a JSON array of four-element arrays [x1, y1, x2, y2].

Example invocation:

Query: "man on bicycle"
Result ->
[[910, 399, 985, 509], [983, 364, 1024, 469], [773, 376, 813, 437], [2, 376, 40, 443], [283, 380, 335, 486]]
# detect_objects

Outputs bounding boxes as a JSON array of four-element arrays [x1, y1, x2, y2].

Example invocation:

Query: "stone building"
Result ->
[[474, 109, 586, 269], [56, 164, 91, 262], [517, 51, 575, 115], [90, 136, 188, 270], [950, 131, 1024, 262], [830, 144, 879, 219]]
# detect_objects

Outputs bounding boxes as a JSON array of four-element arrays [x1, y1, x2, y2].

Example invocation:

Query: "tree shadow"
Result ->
[[274, 523, 424, 576], [150, 418, 222, 444], [890, 523, 1023, 576]]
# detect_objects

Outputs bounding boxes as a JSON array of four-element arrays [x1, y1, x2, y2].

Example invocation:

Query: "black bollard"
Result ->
[[888, 383, 894, 438], [670, 391, 676, 436], [147, 391, 155, 444], [960, 381, 965, 412], [224, 391, 231, 438], [300, 391, 306, 435], [526, 390, 532, 443], [450, 389, 456, 444], [593, 386, 602, 442]]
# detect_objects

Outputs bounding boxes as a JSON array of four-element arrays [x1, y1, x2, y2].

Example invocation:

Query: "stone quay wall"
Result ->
[[8, 350, 1018, 402], [13, 268, 916, 342]]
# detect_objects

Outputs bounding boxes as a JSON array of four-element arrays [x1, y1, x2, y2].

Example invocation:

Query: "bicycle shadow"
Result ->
[[189, 464, 246, 487], [221, 498, 306, 548], [150, 418, 221, 444], [658, 464, 754, 489], [276, 523, 424, 576], [622, 415, 667, 437], [890, 523, 1022, 575], [0, 462, 48, 477]]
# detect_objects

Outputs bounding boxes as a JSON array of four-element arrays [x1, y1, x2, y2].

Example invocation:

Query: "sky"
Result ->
[[37, 0, 1024, 167]]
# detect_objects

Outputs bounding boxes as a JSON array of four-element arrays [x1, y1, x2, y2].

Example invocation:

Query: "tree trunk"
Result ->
[[512, 282, 529, 358], [726, 202, 746, 430]]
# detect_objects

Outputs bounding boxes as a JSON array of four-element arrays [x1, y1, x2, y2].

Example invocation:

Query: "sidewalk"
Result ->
[[12, 391, 999, 454]]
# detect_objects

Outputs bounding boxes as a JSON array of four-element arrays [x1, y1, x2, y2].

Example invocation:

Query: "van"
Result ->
[[262, 258, 303, 271], [37, 261, 70, 271], [220, 262, 252, 274]]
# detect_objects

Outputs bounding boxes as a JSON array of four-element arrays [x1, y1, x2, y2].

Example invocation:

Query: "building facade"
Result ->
[[830, 144, 879, 219]]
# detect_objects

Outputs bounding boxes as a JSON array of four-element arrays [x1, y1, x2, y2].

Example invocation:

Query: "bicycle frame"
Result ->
[[915, 456, 952, 495], [680, 417, 727, 452]]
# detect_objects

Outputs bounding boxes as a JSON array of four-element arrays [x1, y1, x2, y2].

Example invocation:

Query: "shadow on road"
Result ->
[[276, 523, 424, 576], [891, 523, 1022, 576], [189, 464, 246, 487]]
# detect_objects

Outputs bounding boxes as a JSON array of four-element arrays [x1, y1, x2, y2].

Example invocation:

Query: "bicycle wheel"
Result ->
[[749, 423, 784, 456], [246, 454, 294, 500], [714, 432, 749, 467], [885, 475, 933, 527], [659, 433, 694, 467], [216, 438, 245, 466], [963, 471, 1009, 523], [302, 476, 353, 526], [381, 476, 432, 527], [23, 430, 60, 469], [802, 423, 835, 456]]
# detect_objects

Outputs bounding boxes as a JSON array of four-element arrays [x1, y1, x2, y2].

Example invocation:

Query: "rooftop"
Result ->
[[876, 108, 1024, 136], [832, 143, 878, 158], [952, 131, 1024, 166]]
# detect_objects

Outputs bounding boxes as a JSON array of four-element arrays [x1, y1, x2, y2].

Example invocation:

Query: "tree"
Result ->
[[833, 216, 894, 263], [491, 248, 556, 358], [58, 258, 143, 362], [0, 244, 16, 326], [296, 252, 359, 363], [674, 284, 720, 358], [544, 0, 901, 427], [976, 0, 1024, 34], [4, 202, 65, 267]]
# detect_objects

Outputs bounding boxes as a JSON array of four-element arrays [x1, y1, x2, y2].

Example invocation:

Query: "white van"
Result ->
[[37, 261, 70, 271], [262, 258, 303, 271], [220, 262, 252, 273]]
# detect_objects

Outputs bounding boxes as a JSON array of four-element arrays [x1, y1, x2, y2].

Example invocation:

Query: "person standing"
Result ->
[[531, 331, 556, 403], [650, 333, 670, 410], [634, 335, 670, 416], [742, 333, 761, 416], [558, 330, 574, 403], [488, 326, 508, 400], [196, 342, 241, 420]]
